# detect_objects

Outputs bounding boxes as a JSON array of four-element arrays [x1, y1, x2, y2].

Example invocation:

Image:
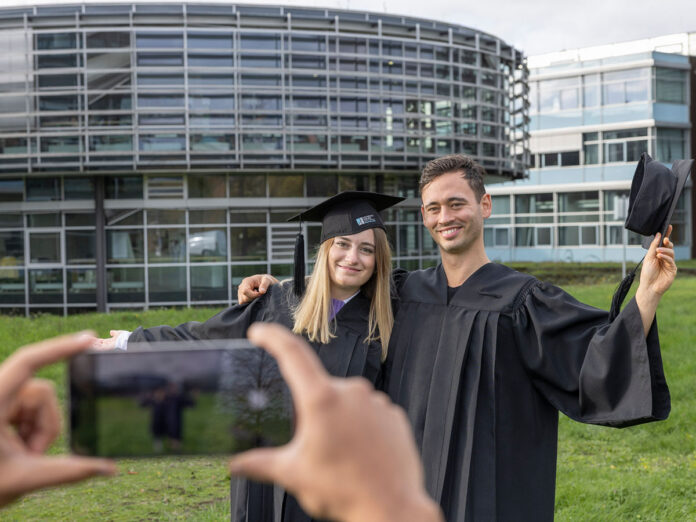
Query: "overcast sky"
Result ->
[[6, 0, 695, 55]]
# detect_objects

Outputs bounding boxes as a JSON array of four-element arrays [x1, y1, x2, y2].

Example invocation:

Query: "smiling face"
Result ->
[[327, 228, 377, 300], [420, 171, 491, 256]]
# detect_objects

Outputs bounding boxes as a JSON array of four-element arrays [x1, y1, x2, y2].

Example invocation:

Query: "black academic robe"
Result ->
[[129, 282, 382, 522], [384, 263, 670, 522]]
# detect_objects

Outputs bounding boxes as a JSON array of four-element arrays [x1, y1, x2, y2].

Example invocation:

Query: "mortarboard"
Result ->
[[609, 153, 693, 320], [288, 191, 405, 297]]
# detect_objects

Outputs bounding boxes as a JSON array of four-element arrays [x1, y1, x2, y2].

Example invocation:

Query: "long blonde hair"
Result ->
[[292, 228, 393, 360]]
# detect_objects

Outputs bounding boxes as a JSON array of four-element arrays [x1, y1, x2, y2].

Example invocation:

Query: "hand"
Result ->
[[0, 332, 116, 507], [92, 330, 128, 351], [229, 323, 442, 522], [236, 274, 278, 304], [639, 225, 677, 297]]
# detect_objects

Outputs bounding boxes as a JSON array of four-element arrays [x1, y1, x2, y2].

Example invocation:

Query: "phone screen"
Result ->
[[69, 340, 294, 457]]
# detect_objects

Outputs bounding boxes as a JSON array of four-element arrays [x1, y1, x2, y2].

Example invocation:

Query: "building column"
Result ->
[[95, 175, 107, 313]]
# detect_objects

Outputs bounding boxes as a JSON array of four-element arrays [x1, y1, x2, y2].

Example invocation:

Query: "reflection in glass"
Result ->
[[107, 267, 145, 303], [189, 228, 227, 262], [0, 232, 23, 265], [148, 228, 186, 263], [146, 209, 185, 225], [29, 269, 63, 304], [30, 233, 61, 263], [268, 175, 303, 197], [0, 268, 24, 304], [107, 230, 144, 263], [0, 179, 24, 201], [191, 265, 227, 301], [149, 266, 186, 302], [230, 228, 266, 261], [189, 209, 226, 225], [66, 231, 96, 264], [189, 175, 226, 198], [67, 269, 96, 303], [106, 176, 142, 199]]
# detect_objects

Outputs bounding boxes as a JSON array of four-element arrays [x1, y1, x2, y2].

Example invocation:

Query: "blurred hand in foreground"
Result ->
[[0, 332, 116, 507], [91, 330, 129, 351], [229, 323, 443, 522], [237, 274, 279, 304]]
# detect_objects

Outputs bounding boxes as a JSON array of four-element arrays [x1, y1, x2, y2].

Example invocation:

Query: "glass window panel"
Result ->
[[515, 193, 553, 213], [602, 82, 624, 105], [65, 213, 96, 227], [398, 224, 419, 256], [147, 209, 185, 225], [242, 134, 282, 152], [241, 55, 280, 68], [0, 214, 22, 227], [490, 196, 510, 215], [187, 33, 234, 50], [241, 74, 281, 86], [560, 151, 580, 166], [136, 33, 183, 48], [27, 178, 60, 201], [62, 177, 93, 200], [656, 68, 686, 103], [37, 54, 78, 69], [291, 36, 326, 52], [604, 142, 624, 163], [189, 228, 227, 262], [66, 231, 95, 264], [137, 74, 184, 87], [137, 53, 183, 67], [189, 94, 234, 111], [107, 267, 145, 303], [106, 210, 142, 226], [188, 54, 234, 67], [558, 191, 599, 213], [0, 232, 23, 265], [229, 174, 266, 197], [86, 52, 130, 70], [656, 128, 685, 163], [28, 214, 60, 227], [230, 211, 267, 224], [0, 268, 24, 304], [291, 134, 327, 151], [626, 140, 647, 162], [37, 33, 77, 50], [190, 134, 235, 152], [581, 226, 597, 245], [67, 269, 96, 303], [106, 176, 142, 199], [602, 128, 646, 139], [86, 32, 130, 48], [137, 94, 185, 108], [89, 135, 132, 152], [148, 266, 186, 302], [306, 174, 337, 197], [148, 228, 186, 263], [229, 227, 267, 260], [88, 93, 131, 110], [558, 226, 579, 246], [242, 95, 282, 111], [583, 143, 599, 165], [537, 228, 552, 246], [107, 230, 144, 263], [29, 269, 63, 304], [188, 175, 226, 198], [39, 95, 79, 111], [240, 35, 281, 50], [38, 74, 78, 89], [269, 175, 303, 197], [189, 209, 226, 224], [191, 265, 228, 301], [139, 134, 186, 152], [543, 153, 558, 167], [0, 179, 23, 202], [189, 74, 234, 86], [515, 227, 534, 247], [190, 114, 235, 127], [30, 232, 60, 263]]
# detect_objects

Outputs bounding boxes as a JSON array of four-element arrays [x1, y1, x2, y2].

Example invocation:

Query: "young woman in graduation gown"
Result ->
[[93, 192, 402, 522]]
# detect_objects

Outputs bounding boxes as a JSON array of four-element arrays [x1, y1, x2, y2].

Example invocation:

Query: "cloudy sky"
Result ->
[[5, 0, 695, 55]]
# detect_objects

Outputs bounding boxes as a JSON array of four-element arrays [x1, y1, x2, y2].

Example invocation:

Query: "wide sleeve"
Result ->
[[512, 281, 670, 427], [128, 293, 268, 344]]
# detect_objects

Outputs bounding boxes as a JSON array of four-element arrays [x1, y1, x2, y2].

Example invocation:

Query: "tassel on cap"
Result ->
[[609, 256, 644, 321], [292, 228, 305, 297]]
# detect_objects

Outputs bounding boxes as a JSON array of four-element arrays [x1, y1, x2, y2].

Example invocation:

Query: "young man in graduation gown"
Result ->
[[237, 153, 679, 521], [382, 154, 674, 521]]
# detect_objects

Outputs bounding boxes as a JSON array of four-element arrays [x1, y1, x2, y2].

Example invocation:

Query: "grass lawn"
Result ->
[[0, 277, 695, 520]]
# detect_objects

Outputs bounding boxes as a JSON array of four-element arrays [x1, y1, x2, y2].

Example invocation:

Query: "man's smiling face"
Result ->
[[420, 171, 491, 256]]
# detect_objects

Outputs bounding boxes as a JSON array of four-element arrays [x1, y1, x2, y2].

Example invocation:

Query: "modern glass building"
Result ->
[[485, 33, 694, 263], [0, 2, 527, 315]]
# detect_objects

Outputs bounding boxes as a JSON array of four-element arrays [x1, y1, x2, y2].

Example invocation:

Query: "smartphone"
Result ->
[[69, 339, 294, 457]]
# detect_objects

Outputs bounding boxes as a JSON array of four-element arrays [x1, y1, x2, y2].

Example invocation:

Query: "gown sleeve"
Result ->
[[511, 281, 670, 427], [128, 292, 269, 343]]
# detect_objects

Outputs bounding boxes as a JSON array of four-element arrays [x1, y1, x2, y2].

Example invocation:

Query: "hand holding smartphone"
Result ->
[[69, 340, 294, 457]]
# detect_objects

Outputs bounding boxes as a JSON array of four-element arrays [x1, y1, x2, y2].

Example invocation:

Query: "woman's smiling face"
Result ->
[[327, 228, 376, 300]]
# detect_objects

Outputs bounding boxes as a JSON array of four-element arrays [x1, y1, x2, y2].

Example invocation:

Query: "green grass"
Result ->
[[0, 276, 695, 519]]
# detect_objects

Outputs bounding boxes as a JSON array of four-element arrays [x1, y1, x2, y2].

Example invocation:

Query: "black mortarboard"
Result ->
[[609, 153, 693, 320], [288, 191, 405, 297]]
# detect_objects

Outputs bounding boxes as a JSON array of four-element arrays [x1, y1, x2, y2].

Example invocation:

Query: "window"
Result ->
[[538, 77, 580, 112], [656, 128, 685, 163], [602, 68, 649, 105], [655, 68, 686, 103]]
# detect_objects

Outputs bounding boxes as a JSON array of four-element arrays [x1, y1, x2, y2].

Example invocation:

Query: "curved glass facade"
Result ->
[[0, 3, 528, 315]]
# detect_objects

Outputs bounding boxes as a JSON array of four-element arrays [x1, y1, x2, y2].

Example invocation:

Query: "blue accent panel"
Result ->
[[600, 103, 652, 123], [653, 103, 689, 124], [601, 164, 635, 181], [534, 111, 584, 129], [537, 167, 584, 184], [653, 52, 690, 64]]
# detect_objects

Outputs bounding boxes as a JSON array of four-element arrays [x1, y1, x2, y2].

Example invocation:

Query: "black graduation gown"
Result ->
[[383, 263, 670, 522], [128, 282, 382, 522]]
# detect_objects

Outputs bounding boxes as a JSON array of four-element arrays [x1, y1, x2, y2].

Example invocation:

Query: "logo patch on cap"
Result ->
[[356, 214, 376, 226]]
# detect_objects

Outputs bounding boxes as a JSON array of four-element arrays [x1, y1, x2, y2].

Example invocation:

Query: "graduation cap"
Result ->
[[609, 153, 693, 320], [288, 191, 405, 297]]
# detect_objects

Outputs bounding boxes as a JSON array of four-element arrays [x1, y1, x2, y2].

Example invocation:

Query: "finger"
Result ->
[[247, 323, 329, 403], [647, 232, 661, 257], [228, 447, 288, 485], [1, 455, 116, 498], [0, 332, 95, 402], [664, 224, 673, 243], [10, 379, 62, 453]]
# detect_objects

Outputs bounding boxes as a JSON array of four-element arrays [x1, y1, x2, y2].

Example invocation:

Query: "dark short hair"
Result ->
[[419, 154, 487, 201]]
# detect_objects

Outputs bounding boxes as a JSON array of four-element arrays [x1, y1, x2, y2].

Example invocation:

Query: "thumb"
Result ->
[[228, 447, 286, 485]]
